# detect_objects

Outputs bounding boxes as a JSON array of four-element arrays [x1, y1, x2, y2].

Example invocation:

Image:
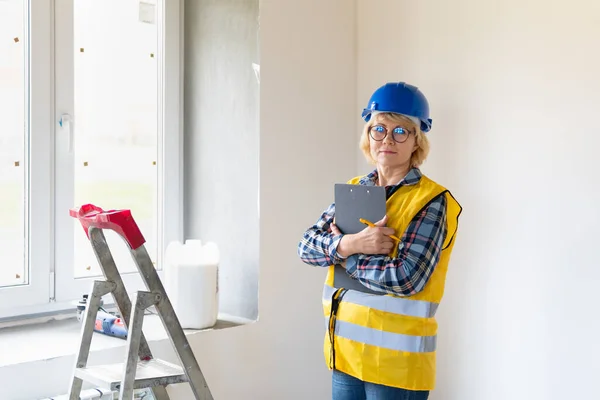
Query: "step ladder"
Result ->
[[67, 204, 214, 400]]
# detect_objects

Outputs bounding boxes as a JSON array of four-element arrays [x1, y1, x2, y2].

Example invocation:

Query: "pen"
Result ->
[[359, 218, 401, 241]]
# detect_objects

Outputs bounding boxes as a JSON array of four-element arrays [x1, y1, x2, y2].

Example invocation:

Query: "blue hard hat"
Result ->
[[361, 82, 433, 133]]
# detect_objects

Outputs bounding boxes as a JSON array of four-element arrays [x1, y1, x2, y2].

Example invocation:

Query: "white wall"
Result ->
[[161, 0, 357, 397], [358, 1, 600, 399], [185, 0, 356, 396], [0, 1, 357, 399], [184, 0, 260, 321]]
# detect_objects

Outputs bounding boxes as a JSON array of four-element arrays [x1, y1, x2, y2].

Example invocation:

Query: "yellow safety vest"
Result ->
[[322, 174, 462, 391]]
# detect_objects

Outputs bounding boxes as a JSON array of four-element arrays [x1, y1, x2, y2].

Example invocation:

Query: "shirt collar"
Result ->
[[359, 167, 422, 187]]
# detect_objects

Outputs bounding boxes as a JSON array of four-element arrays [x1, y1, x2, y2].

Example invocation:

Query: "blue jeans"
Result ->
[[332, 370, 430, 400]]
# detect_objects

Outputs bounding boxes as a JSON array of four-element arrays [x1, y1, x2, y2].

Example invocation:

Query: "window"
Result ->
[[0, 0, 27, 291], [0, 0, 183, 319]]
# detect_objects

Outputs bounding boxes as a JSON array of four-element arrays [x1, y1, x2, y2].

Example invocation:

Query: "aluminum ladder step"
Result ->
[[74, 359, 188, 392]]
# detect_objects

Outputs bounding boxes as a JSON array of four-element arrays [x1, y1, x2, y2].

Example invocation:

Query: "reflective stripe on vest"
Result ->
[[323, 284, 439, 319], [324, 317, 437, 353]]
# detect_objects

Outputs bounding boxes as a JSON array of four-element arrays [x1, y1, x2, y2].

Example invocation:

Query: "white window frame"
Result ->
[[0, 0, 184, 320], [0, 0, 53, 312]]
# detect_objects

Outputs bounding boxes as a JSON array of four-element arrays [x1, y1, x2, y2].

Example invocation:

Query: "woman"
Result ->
[[297, 82, 462, 400]]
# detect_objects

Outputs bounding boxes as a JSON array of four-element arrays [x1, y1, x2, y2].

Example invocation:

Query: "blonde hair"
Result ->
[[359, 112, 430, 167]]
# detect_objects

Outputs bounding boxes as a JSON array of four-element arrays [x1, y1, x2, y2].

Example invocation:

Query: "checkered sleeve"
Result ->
[[297, 203, 347, 268], [345, 195, 448, 296]]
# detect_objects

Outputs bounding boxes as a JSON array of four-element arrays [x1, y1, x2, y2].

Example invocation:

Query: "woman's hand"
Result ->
[[332, 215, 397, 258], [353, 215, 396, 255]]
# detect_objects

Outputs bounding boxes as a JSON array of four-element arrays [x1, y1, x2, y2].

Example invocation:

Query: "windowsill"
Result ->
[[0, 312, 254, 368]]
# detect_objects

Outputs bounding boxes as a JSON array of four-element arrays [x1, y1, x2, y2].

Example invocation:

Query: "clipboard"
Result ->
[[333, 183, 386, 295]]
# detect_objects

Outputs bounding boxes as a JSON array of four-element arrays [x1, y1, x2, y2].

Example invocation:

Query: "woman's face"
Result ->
[[368, 114, 417, 169]]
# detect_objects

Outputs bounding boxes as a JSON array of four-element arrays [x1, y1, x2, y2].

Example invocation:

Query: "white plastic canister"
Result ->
[[164, 239, 219, 329]]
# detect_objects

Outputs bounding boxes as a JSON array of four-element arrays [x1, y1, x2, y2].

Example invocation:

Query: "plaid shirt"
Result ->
[[297, 168, 447, 297]]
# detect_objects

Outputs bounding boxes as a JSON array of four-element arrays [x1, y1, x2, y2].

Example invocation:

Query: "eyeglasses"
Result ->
[[369, 124, 413, 143]]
